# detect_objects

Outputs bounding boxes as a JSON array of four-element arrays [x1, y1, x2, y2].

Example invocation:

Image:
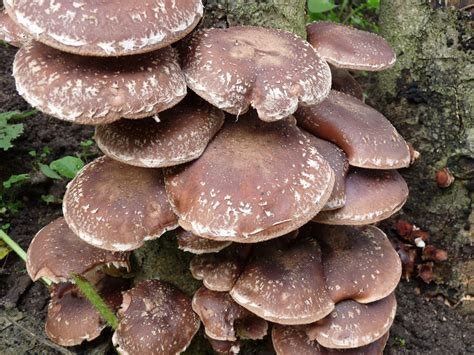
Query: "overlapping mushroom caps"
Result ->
[[0, 9, 30, 47], [165, 111, 335, 242], [329, 66, 364, 101], [63, 156, 178, 251], [5, 0, 203, 56], [181, 26, 331, 122], [177, 228, 231, 255]]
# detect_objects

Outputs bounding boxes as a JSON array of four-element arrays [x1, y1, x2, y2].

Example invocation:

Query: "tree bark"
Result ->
[[373, 0, 473, 312]]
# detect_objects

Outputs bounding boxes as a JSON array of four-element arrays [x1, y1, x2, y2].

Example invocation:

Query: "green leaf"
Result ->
[[366, 0, 380, 10], [50, 156, 84, 179], [0, 240, 11, 260], [41, 194, 59, 205], [80, 139, 94, 147], [2, 174, 30, 189], [39, 163, 62, 180], [308, 0, 337, 13], [0, 109, 37, 121], [0, 121, 24, 151]]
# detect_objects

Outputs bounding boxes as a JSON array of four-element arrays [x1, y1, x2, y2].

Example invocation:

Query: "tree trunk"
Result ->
[[373, 0, 473, 312]]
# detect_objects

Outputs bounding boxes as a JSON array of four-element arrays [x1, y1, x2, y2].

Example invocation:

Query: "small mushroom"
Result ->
[[207, 337, 241, 355], [177, 229, 231, 255], [272, 325, 389, 355], [95, 97, 225, 168], [112, 280, 200, 355], [13, 42, 186, 124], [230, 237, 334, 325], [314, 168, 409, 225], [5, 0, 203, 56], [181, 26, 331, 122], [329, 65, 364, 101], [190, 244, 252, 291], [305, 293, 396, 349], [307, 21, 396, 71], [63, 156, 178, 251], [295, 90, 411, 169], [0, 9, 30, 47], [26, 217, 130, 283], [165, 111, 335, 243], [192, 287, 268, 342]]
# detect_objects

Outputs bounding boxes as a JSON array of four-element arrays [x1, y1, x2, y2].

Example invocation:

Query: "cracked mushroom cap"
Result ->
[[5, 0, 203, 56], [177, 229, 231, 254], [46, 276, 128, 347], [305, 293, 396, 349], [63, 156, 178, 251], [296, 90, 411, 169], [329, 66, 364, 101], [272, 325, 389, 355], [95, 98, 225, 168], [0, 9, 30, 47], [307, 22, 396, 71], [190, 244, 252, 291], [230, 237, 334, 325], [165, 111, 335, 243], [26, 217, 129, 283], [314, 168, 408, 225], [315, 224, 402, 304], [192, 287, 268, 342], [112, 280, 200, 355], [181, 26, 331, 122], [13, 42, 186, 124]]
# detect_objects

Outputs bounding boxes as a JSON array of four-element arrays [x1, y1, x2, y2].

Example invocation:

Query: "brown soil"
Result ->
[[0, 43, 473, 354]]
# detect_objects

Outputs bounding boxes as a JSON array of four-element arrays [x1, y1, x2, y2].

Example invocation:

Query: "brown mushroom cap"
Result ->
[[95, 98, 224, 168], [26, 217, 129, 283], [307, 21, 396, 71], [46, 276, 128, 347], [0, 9, 30, 47], [192, 287, 268, 342], [296, 90, 411, 169], [177, 229, 231, 255], [315, 224, 402, 304], [207, 337, 241, 355], [230, 237, 334, 325], [314, 168, 408, 225], [272, 325, 389, 355], [305, 293, 396, 349], [13, 42, 186, 125], [5, 0, 203, 57], [63, 156, 178, 251], [190, 244, 252, 291], [165, 111, 335, 243], [329, 66, 364, 101], [112, 280, 200, 355], [182, 26, 331, 122]]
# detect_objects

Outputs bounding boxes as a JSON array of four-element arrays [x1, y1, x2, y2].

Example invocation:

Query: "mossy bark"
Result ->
[[373, 0, 473, 312]]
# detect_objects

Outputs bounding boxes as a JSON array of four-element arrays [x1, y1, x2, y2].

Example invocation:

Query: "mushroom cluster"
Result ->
[[2, 2, 412, 354]]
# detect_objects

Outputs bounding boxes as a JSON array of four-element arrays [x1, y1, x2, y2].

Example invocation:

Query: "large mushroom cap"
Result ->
[[230, 237, 334, 325], [13, 42, 186, 124], [307, 21, 396, 71], [63, 156, 178, 251], [182, 26, 331, 122], [26, 217, 129, 283], [306, 293, 397, 349], [315, 224, 402, 303], [314, 168, 408, 225], [112, 280, 200, 355], [329, 66, 364, 101], [272, 325, 389, 355], [177, 229, 231, 255], [165, 111, 335, 243], [0, 9, 30, 47], [5, 0, 203, 56], [296, 90, 411, 169], [95, 98, 225, 168]]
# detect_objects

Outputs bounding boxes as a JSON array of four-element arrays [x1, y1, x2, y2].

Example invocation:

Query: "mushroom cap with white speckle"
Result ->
[[307, 21, 396, 71], [112, 280, 200, 355], [164, 111, 335, 243], [313, 168, 408, 225], [296, 90, 411, 169], [0, 9, 30, 47], [26, 217, 130, 283], [192, 287, 268, 342], [329, 66, 364, 101], [190, 244, 252, 291], [13, 42, 186, 124], [181, 26, 331, 122], [63, 156, 178, 252], [315, 224, 402, 304], [305, 293, 396, 349], [177, 229, 231, 254], [6, 0, 203, 57], [230, 237, 335, 325], [95, 98, 225, 168], [272, 325, 389, 355], [207, 337, 241, 355]]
